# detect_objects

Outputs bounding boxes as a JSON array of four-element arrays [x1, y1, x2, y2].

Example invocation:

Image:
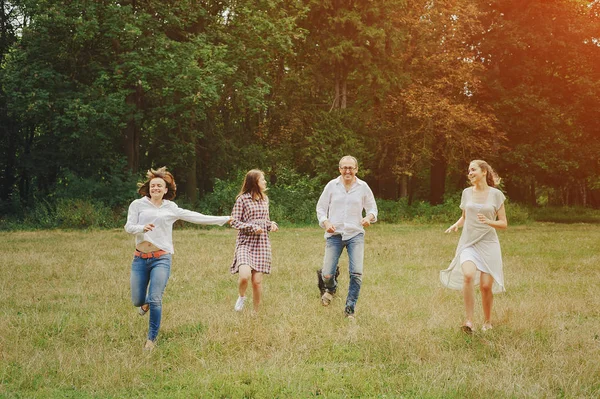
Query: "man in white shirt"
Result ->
[[316, 155, 378, 319]]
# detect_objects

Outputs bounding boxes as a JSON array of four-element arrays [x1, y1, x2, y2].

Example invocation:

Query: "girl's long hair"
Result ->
[[137, 166, 177, 200], [237, 169, 266, 201], [471, 160, 501, 188]]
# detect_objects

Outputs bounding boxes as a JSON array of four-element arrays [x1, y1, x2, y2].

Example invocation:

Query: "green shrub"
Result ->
[[376, 196, 460, 224], [52, 169, 139, 208], [55, 199, 116, 229], [21, 199, 59, 229], [198, 168, 322, 225], [376, 194, 532, 225], [505, 202, 531, 224], [197, 175, 243, 216], [531, 206, 600, 224], [267, 168, 323, 225]]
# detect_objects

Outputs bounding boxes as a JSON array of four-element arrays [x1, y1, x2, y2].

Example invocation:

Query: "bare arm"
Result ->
[[477, 203, 508, 230], [445, 209, 466, 233]]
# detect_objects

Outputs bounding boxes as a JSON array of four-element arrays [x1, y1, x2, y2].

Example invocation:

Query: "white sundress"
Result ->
[[440, 187, 506, 294]]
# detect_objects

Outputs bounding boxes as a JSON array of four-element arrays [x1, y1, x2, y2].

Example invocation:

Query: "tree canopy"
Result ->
[[1, 0, 599, 215]]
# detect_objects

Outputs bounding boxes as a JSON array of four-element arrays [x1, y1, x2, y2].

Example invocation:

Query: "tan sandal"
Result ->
[[461, 321, 474, 334]]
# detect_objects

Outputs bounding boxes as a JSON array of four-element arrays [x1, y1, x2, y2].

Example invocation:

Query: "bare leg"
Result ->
[[461, 261, 477, 327], [480, 272, 494, 327], [251, 271, 263, 312], [238, 264, 251, 297]]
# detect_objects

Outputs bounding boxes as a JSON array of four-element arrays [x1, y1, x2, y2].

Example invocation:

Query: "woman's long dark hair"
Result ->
[[237, 169, 266, 201]]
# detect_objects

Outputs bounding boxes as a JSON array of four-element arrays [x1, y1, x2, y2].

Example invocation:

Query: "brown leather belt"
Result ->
[[134, 249, 168, 259]]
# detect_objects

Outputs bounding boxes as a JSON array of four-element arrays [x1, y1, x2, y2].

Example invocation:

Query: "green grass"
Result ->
[[1, 223, 600, 398]]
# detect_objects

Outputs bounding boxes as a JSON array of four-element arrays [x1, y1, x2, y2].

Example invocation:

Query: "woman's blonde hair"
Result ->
[[137, 166, 177, 200], [471, 160, 501, 188]]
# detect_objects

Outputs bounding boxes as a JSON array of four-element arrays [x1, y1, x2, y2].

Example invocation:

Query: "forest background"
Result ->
[[1, 0, 599, 229]]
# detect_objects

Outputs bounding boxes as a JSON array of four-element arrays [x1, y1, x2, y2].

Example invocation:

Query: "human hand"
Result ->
[[143, 224, 155, 232], [324, 220, 336, 233], [477, 213, 490, 225], [271, 222, 279, 232], [361, 217, 372, 227], [255, 227, 264, 234], [445, 224, 458, 233]]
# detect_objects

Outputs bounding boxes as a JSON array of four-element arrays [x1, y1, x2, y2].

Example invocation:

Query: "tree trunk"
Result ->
[[332, 74, 340, 110], [429, 139, 446, 205], [184, 153, 198, 201], [528, 179, 537, 206], [399, 174, 408, 199], [19, 126, 35, 206], [341, 78, 347, 109], [124, 83, 142, 172]]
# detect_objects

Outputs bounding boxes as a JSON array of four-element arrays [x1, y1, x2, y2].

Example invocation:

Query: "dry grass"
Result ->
[[1, 223, 599, 398]]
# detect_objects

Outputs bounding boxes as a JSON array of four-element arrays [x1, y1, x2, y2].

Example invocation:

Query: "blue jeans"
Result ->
[[130, 254, 172, 341], [321, 233, 364, 312]]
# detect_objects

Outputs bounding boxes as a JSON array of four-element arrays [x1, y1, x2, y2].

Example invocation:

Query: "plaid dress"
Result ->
[[230, 193, 273, 274]]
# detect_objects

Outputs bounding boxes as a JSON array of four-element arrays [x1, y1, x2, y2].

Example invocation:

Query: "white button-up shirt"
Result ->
[[316, 176, 378, 240], [124, 196, 230, 253]]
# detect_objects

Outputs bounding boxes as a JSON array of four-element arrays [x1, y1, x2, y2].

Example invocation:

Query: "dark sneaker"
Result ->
[[344, 306, 355, 319], [317, 269, 326, 296], [317, 268, 340, 296]]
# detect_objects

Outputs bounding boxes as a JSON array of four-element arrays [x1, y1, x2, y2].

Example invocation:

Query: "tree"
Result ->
[[367, 0, 502, 203], [481, 0, 600, 206]]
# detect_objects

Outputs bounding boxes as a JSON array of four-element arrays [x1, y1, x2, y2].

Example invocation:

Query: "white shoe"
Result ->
[[143, 340, 155, 351], [234, 296, 246, 312]]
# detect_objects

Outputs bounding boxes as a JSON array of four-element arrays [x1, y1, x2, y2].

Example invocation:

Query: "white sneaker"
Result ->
[[234, 296, 246, 312]]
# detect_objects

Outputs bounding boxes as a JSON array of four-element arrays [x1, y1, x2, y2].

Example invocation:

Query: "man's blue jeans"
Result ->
[[130, 254, 172, 341], [321, 233, 364, 312]]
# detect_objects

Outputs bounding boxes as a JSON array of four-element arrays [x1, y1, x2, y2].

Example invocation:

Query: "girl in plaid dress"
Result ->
[[230, 169, 279, 312]]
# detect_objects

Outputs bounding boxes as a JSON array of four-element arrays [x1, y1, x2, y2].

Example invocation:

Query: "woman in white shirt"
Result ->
[[125, 167, 231, 351]]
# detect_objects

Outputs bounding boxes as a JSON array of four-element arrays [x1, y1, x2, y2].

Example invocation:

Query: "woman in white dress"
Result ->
[[440, 160, 508, 333]]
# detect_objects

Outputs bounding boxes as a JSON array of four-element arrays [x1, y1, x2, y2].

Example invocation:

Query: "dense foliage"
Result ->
[[1, 0, 599, 226]]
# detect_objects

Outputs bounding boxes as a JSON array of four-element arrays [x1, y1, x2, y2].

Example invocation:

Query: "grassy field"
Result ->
[[1, 223, 599, 398]]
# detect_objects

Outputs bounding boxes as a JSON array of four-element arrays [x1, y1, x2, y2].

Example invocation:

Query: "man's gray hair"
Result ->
[[339, 155, 358, 168]]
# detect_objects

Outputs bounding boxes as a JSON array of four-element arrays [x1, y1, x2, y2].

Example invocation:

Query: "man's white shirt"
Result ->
[[316, 176, 378, 240]]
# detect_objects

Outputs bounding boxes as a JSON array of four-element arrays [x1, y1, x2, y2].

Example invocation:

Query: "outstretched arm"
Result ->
[[176, 207, 231, 226]]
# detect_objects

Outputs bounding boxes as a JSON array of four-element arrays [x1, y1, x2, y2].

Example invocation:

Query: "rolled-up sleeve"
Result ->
[[363, 185, 378, 223], [316, 182, 332, 228]]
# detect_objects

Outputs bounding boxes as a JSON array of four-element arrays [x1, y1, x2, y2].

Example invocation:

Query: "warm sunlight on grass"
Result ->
[[1, 224, 599, 397]]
